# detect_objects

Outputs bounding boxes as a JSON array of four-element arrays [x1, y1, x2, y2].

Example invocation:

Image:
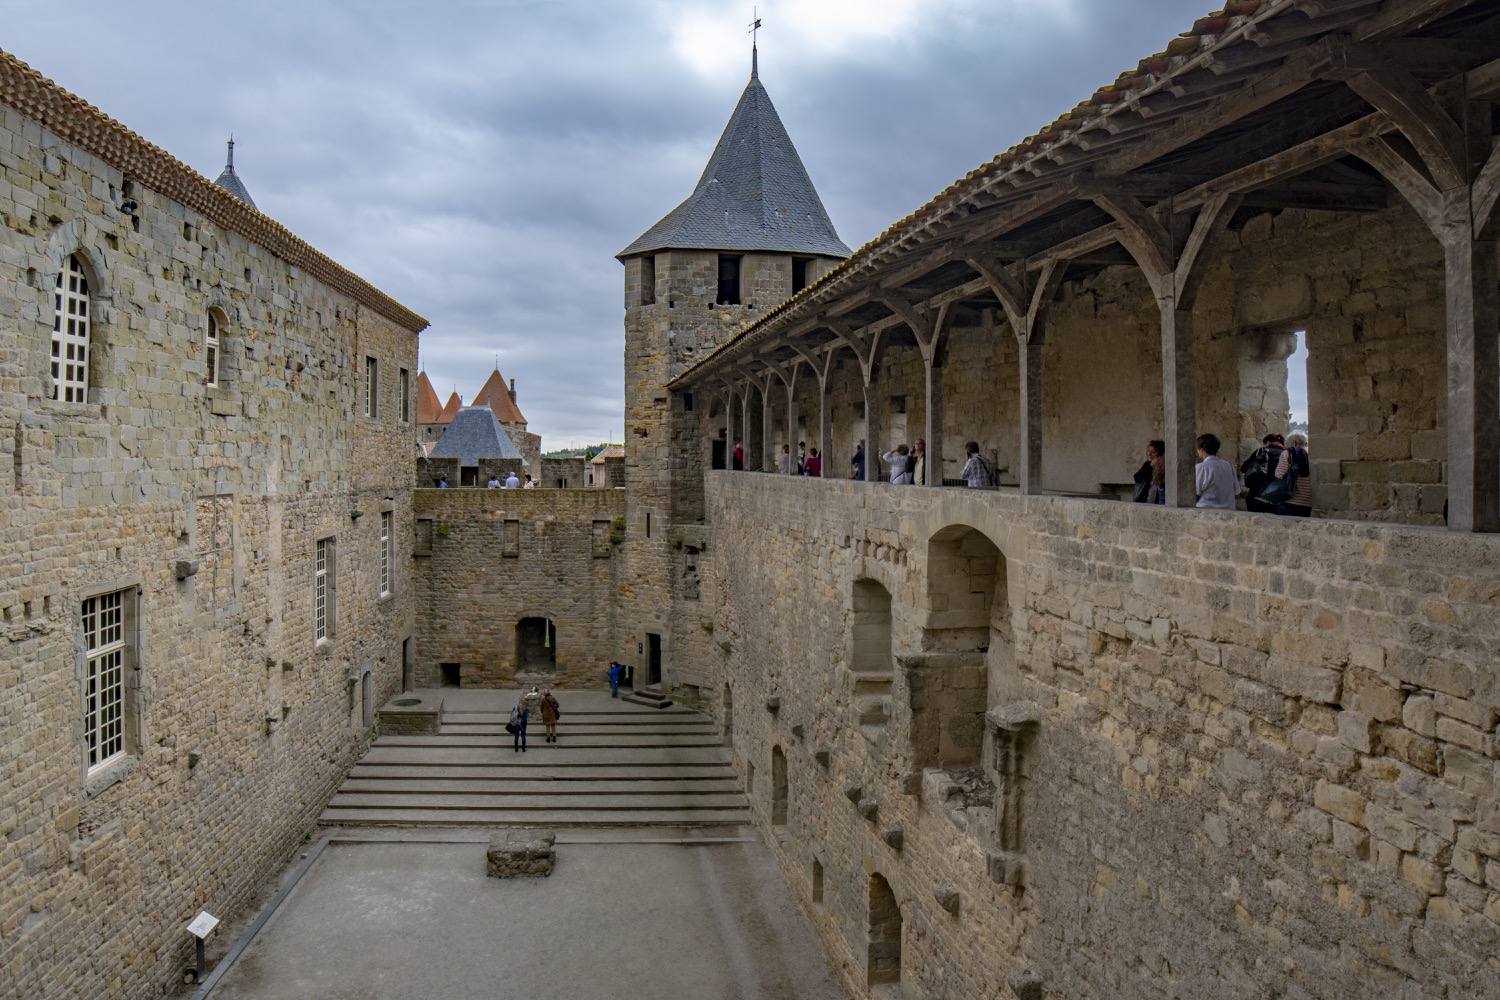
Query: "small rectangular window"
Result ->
[[205, 312, 219, 388], [315, 537, 337, 643], [682, 391, 694, 412], [364, 357, 378, 418], [399, 368, 411, 423], [792, 258, 809, 294], [379, 511, 393, 598], [717, 255, 741, 306], [641, 255, 656, 305], [82, 589, 131, 771]]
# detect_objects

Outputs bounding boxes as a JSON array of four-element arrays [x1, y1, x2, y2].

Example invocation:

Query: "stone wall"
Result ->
[[0, 102, 419, 998], [412, 488, 626, 688], [703, 472, 1500, 1000]]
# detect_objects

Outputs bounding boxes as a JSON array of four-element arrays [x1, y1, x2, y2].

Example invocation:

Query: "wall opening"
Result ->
[[851, 579, 893, 745], [516, 618, 557, 672], [722, 684, 734, 746], [647, 632, 662, 686], [440, 663, 461, 688], [361, 669, 374, 727], [717, 254, 742, 305], [771, 745, 788, 826], [912, 525, 1006, 771], [867, 873, 902, 987], [811, 858, 824, 904]]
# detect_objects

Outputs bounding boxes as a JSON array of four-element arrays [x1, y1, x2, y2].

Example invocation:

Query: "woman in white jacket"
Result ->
[[882, 444, 911, 484]]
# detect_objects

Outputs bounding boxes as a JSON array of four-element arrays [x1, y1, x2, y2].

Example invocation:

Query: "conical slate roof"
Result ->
[[212, 138, 256, 210], [619, 56, 849, 260]]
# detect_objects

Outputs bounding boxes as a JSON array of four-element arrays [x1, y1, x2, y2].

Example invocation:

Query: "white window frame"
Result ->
[[364, 356, 378, 418], [205, 311, 220, 388], [315, 537, 336, 644], [53, 255, 91, 403], [379, 510, 393, 598], [82, 589, 128, 771]]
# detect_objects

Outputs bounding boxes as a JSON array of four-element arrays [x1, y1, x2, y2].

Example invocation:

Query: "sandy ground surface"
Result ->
[[203, 834, 849, 1000]]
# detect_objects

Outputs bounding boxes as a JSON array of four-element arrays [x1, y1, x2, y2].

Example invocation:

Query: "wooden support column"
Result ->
[[740, 384, 753, 472], [828, 320, 883, 482], [723, 384, 738, 470], [794, 347, 837, 479], [880, 296, 954, 487], [1087, 189, 1241, 507], [769, 361, 800, 476], [1348, 80, 1500, 531], [969, 258, 1064, 494], [760, 373, 776, 473]]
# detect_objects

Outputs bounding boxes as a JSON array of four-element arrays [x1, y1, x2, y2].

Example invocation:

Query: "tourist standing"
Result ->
[[910, 439, 926, 486], [1272, 431, 1312, 517], [882, 444, 911, 484], [540, 688, 561, 743], [1149, 439, 1165, 504], [486, 474, 501, 489], [1193, 433, 1238, 510], [504, 471, 521, 489], [959, 442, 995, 488], [510, 698, 529, 753], [523, 475, 536, 489], [1241, 434, 1285, 513], [732, 440, 744, 471], [803, 448, 822, 478], [796, 441, 807, 474], [777, 444, 792, 475], [437, 477, 448, 488], [607, 661, 624, 698], [851, 441, 865, 481]]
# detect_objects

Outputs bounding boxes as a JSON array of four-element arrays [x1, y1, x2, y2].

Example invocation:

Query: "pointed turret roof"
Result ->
[[438, 392, 462, 424], [212, 137, 257, 210], [430, 407, 524, 465], [619, 55, 849, 260], [472, 368, 527, 426], [415, 371, 444, 424]]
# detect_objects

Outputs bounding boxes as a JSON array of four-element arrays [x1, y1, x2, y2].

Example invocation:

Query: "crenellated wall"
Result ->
[[703, 472, 1500, 1000]]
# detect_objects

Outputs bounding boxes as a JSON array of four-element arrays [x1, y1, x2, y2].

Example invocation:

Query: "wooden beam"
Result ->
[[1355, 0, 1479, 43], [1346, 69, 1467, 189], [1352, 136, 1442, 225]]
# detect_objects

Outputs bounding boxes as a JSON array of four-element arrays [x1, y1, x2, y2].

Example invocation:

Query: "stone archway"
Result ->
[[866, 872, 902, 987]]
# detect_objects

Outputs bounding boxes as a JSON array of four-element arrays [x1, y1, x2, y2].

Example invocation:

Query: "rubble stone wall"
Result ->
[[705, 472, 1499, 1000]]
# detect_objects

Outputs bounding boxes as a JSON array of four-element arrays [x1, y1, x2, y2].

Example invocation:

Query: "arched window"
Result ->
[[53, 255, 90, 402], [205, 310, 221, 387]]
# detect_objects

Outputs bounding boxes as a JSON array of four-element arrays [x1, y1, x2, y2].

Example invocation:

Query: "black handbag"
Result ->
[[1258, 448, 1305, 506]]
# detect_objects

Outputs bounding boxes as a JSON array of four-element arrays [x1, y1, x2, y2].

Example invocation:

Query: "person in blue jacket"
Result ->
[[509, 697, 529, 753], [607, 662, 624, 698]]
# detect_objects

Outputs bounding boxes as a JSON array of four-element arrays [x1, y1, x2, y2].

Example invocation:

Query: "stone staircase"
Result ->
[[318, 689, 749, 828]]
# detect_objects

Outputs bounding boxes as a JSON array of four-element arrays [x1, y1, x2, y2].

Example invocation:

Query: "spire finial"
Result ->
[[225, 135, 235, 171], [749, 8, 761, 79]]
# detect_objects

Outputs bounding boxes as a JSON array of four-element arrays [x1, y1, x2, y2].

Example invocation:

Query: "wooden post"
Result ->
[[924, 358, 944, 487], [1442, 222, 1500, 531], [761, 375, 775, 473]]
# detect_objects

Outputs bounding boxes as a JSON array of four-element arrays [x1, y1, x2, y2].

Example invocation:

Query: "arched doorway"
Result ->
[[867, 872, 902, 987]]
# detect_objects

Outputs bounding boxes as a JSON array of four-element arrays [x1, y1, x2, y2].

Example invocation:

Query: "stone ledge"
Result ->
[[487, 831, 555, 878]]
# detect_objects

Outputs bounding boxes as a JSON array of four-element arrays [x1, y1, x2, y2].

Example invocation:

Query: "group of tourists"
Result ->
[[506, 685, 561, 752], [733, 440, 825, 476], [1134, 431, 1311, 516], [486, 473, 535, 489]]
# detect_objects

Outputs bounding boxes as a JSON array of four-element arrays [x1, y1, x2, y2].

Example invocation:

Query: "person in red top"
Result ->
[[803, 448, 822, 477], [732, 439, 744, 471]]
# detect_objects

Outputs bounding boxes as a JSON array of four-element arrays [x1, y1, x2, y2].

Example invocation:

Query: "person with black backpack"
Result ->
[[960, 441, 997, 488], [1241, 433, 1285, 513], [1267, 431, 1311, 517]]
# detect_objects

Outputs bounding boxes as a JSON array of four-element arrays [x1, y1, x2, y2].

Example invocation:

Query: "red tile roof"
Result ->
[[472, 368, 527, 426], [438, 392, 462, 424], [415, 371, 444, 424]]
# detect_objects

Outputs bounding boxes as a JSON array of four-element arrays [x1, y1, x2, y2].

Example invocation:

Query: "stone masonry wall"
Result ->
[[0, 103, 418, 998], [412, 488, 625, 688], [704, 473, 1499, 1000]]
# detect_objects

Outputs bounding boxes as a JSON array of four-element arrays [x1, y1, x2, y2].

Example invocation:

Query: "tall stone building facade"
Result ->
[[0, 52, 425, 998]]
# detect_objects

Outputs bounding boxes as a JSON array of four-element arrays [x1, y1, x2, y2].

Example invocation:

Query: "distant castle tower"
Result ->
[[213, 137, 257, 210], [614, 46, 849, 691]]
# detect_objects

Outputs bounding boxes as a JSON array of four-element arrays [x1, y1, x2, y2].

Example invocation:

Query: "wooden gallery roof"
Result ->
[[672, 0, 1500, 388]]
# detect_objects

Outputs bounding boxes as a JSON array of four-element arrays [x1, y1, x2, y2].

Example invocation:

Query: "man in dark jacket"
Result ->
[[1242, 433, 1285, 513]]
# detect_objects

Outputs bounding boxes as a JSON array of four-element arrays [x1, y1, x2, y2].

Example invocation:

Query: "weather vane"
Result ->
[[749, 8, 761, 46]]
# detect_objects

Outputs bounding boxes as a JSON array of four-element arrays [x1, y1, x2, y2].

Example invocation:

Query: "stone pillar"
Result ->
[[1443, 224, 1500, 532]]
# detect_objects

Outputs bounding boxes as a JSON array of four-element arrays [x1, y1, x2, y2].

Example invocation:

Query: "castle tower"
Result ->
[[212, 137, 257, 210], [615, 49, 849, 695]]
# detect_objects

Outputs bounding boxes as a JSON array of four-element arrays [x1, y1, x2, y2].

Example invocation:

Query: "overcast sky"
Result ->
[[6, 0, 1217, 447]]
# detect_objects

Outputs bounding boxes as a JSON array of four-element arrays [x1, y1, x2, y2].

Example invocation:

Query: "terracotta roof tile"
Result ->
[[438, 392, 462, 424], [471, 369, 527, 426]]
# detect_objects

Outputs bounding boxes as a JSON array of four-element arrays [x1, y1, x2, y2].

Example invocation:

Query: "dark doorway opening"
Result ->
[[517, 618, 557, 671], [402, 637, 414, 692], [440, 663, 461, 688], [712, 439, 727, 470], [647, 632, 662, 686]]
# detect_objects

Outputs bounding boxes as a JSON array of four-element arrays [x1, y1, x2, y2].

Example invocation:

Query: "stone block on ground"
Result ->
[[487, 831, 556, 878]]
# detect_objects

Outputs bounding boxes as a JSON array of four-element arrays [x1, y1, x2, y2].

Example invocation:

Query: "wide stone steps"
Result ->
[[319, 690, 749, 829]]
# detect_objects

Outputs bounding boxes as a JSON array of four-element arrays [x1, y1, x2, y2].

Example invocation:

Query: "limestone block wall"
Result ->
[[703, 473, 1500, 1000], [412, 488, 626, 688], [0, 104, 418, 998]]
